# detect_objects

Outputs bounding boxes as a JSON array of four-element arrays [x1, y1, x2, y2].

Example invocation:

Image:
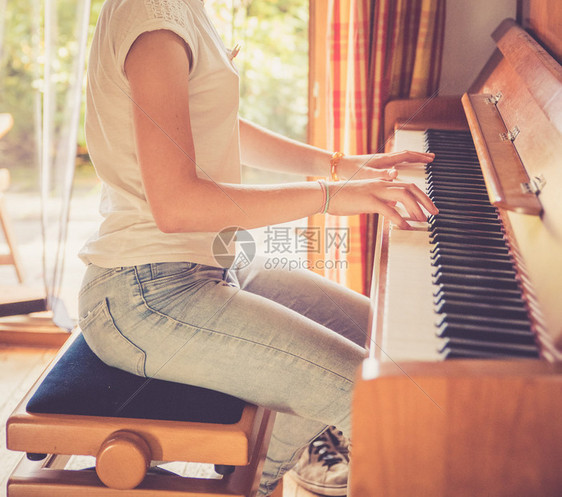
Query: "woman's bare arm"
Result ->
[[239, 118, 435, 180], [125, 30, 437, 234], [239, 118, 333, 177]]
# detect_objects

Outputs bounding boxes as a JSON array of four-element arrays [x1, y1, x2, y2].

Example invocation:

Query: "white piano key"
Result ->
[[393, 129, 427, 155], [380, 225, 443, 362], [376, 130, 444, 362]]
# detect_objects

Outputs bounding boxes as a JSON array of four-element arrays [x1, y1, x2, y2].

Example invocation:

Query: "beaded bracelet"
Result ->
[[330, 151, 344, 181]]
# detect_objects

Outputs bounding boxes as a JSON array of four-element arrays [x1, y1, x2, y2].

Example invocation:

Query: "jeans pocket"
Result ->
[[79, 298, 147, 377]]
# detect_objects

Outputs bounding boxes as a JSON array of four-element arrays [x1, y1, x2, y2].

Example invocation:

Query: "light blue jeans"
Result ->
[[78, 257, 369, 495]]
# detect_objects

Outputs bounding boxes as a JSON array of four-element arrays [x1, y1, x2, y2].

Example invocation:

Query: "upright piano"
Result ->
[[351, 19, 562, 497]]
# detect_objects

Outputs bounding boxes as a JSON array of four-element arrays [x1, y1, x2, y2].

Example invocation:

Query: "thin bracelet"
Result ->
[[317, 179, 330, 214], [323, 181, 331, 214], [330, 151, 344, 181]]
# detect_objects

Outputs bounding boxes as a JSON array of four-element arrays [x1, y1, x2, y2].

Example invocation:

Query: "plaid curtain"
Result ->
[[324, 0, 446, 294]]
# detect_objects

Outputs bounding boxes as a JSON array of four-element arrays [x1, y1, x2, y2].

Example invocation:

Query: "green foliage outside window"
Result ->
[[0, 0, 308, 185], [208, 0, 308, 142]]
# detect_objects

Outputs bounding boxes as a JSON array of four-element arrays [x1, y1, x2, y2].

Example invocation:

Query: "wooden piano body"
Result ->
[[350, 18, 562, 497]]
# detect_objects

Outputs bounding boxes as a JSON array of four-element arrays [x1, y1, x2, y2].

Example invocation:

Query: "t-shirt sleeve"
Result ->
[[114, 0, 199, 79]]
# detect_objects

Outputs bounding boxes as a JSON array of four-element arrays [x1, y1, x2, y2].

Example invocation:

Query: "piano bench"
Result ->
[[6, 332, 275, 497]]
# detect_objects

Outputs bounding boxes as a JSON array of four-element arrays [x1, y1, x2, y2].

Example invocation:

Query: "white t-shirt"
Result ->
[[79, 0, 241, 267]]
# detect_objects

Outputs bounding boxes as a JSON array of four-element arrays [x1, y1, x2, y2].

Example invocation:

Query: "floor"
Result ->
[[0, 344, 58, 495]]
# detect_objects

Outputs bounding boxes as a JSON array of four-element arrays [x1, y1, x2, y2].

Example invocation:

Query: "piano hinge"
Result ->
[[521, 174, 546, 195], [486, 91, 503, 105], [500, 125, 520, 142]]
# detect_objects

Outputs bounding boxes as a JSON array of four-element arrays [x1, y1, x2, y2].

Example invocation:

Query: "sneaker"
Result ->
[[327, 426, 350, 462], [288, 427, 349, 496]]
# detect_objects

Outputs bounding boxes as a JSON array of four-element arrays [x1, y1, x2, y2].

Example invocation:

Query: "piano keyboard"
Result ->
[[375, 129, 539, 362], [424, 129, 538, 359]]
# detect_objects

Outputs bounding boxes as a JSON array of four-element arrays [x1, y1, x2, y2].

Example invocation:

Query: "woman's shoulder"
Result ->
[[100, 0, 202, 24], [98, 0, 202, 51], [99, 0, 204, 42], [144, 0, 204, 21]]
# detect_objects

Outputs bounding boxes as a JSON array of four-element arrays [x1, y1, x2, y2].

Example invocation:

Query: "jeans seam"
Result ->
[[78, 267, 124, 296], [132, 267, 354, 385]]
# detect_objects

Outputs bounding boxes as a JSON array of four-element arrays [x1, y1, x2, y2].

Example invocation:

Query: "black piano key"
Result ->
[[432, 267, 518, 283], [428, 152, 477, 158], [427, 173, 484, 183], [433, 283, 524, 300], [431, 200, 498, 214], [427, 185, 489, 197], [432, 268, 521, 291], [430, 248, 512, 263], [436, 312, 532, 331], [427, 175, 486, 185], [428, 178, 487, 187], [426, 134, 476, 144], [427, 166, 482, 174], [429, 218, 503, 232], [428, 153, 479, 161], [433, 290, 526, 308], [430, 227, 506, 240], [430, 233, 509, 249], [440, 347, 515, 359], [432, 254, 515, 271], [434, 299, 530, 321], [429, 187, 488, 197], [430, 241, 510, 256], [432, 265, 518, 281], [428, 210, 499, 221], [428, 179, 483, 187], [439, 338, 540, 358], [436, 322, 536, 345]]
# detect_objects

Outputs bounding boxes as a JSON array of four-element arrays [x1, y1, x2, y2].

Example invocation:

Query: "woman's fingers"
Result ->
[[327, 178, 438, 222], [341, 151, 432, 179], [375, 182, 438, 222], [387, 167, 398, 179], [398, 182, 439, 216], [394, 189, 427, 221], [369, 150, 434, 169], [358, 167, 397, 180], [388, 150, 435, 164], [373, 200, 411, 230]]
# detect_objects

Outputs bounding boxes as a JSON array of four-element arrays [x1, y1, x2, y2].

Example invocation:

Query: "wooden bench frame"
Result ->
[[7, 333, 276, 497]]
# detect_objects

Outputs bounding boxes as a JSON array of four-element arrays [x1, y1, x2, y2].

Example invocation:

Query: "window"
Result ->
[[207, 0, 309, 184]]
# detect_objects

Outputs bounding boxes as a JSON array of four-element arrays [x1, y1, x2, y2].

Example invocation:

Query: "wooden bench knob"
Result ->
[[96, 430, 151, 489]]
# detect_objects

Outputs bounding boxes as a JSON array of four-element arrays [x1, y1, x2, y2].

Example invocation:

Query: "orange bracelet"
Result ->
[[330, 151, 344, 181]]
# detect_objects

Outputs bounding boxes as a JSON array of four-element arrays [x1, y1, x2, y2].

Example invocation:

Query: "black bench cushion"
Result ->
[[26, 334, 246, 424]]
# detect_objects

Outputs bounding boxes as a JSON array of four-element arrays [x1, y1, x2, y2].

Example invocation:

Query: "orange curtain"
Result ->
[[322, 0, 446, 294], [323, 0, 370, 293], [363, 0, 446, 292]]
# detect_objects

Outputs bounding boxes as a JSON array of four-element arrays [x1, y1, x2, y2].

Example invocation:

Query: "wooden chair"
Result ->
[[6, 332, 275, 497], [0, 113, 25, 283]]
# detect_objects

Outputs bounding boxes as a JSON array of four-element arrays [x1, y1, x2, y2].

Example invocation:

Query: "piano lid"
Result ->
[[461, 92, 543, 215]]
